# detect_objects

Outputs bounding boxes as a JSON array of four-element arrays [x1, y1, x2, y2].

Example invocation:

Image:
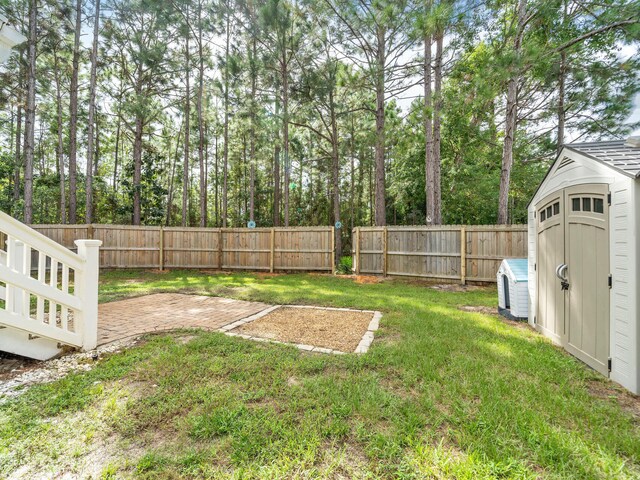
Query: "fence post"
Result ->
[[270, 228, 275, 273], [159, 226, 164, 271], [383, 226, 388, 276], [460, 226, 467, 285], [75, 239, 102, 351], [331, 227, 336, 274], [355, 227, 361, 275], [218, 229, 223, 269]]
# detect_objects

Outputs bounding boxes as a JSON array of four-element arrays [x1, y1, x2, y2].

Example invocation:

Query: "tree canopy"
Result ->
[[0, 0, 638, 242]]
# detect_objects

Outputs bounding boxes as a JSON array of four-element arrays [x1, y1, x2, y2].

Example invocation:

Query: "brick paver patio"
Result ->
[[97, 293, 270, 345]]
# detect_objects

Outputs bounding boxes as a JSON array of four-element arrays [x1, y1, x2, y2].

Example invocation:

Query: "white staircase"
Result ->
[[0, 211, 101, 360]]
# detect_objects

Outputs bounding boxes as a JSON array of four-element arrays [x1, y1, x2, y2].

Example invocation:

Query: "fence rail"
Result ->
[[1, 222, 526, 282], [28, 224, 336, 273], [352, 225, 527, 283]]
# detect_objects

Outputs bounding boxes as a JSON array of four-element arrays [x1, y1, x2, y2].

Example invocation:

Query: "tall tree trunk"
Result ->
[[432, 31, 443, 224], [183, 33, 191, 227], [222, 15, 230, 228], [132, 116, 143, 225], [374, 25, 386, 226], [424, 33, 435, 225], [349, 117, 355, 230], [249, 164, 255, 222], [68, 0, 82, 223], [85, 0, 100, 223], [94, 111, 100, 176], [282, 58, 290, 226], [498, 0, 526, 225], [249, 35, 257, 223], [329, 90, 341, 265], [274, 144, 281, 226], [54, 51, 66, 224], [242, 134, 248, 222], [23, 0, 37, 224], [113, 65, 125, 192], [357, 147, 364, 226], [197, 1, 207, 227], [557, 50, 566, 155], [167, 120, 184, 226], [14, 55, 23, 205], [214, 131, 219, 226], [113, 117, 120, 190], [273, 77, 281, 226]]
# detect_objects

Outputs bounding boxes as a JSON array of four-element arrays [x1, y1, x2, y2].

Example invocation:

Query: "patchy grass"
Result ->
[[1, 270, 639, 479]]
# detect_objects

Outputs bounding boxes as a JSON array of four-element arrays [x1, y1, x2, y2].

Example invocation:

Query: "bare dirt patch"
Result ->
[[354, 275, 383, 284], [587, 380, 640, 421], [0, 352, 39, 381], [458, 305, 532, 330], [235, 307, 374, 352], [458, 305, 498, 316], [431, 284, 482, 292]]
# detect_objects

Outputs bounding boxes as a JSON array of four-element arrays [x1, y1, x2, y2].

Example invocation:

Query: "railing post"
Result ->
[[75, 239, 102, 351]]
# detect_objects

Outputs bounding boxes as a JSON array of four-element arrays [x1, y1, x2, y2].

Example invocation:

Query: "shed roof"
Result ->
[[500, 258, 528, 282], [564, 140, 640, 178]]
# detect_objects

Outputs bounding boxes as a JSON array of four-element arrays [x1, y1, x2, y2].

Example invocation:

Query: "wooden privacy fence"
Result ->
[[29, 225, 336, 273], [352, 225, 527, 283]]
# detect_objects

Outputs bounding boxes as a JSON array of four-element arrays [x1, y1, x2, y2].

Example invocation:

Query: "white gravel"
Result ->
[[0, 337, 139, 403]]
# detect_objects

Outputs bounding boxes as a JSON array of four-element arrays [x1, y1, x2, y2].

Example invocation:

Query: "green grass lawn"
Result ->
[[2, 270, 639, 479]]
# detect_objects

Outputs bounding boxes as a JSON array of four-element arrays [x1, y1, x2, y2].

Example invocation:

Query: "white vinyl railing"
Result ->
[[0, 210, 101, 350]]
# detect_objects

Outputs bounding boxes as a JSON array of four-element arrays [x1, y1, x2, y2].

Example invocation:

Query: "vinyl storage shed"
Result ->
[[528, 137, 640, 394]]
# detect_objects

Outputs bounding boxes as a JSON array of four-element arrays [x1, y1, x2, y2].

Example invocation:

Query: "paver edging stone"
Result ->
[[220, 304, 382, 355]]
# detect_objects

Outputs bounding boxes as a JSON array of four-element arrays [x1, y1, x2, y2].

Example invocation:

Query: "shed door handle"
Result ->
[[555, 263, 568, 281]]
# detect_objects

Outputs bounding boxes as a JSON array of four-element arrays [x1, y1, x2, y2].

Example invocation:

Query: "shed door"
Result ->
[[564, 184, 610, 375], [536, 191, 565, 343], [535, 184, 610, 376]]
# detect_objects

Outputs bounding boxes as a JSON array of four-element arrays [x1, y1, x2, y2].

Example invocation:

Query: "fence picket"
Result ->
[[354, 225, 526, 283]]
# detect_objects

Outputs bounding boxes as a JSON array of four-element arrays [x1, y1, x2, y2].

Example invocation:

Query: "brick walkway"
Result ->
[[97, 293, 270, 345]]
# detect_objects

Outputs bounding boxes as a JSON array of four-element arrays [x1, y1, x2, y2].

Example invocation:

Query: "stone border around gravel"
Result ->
[[219, 305, 382, 355]]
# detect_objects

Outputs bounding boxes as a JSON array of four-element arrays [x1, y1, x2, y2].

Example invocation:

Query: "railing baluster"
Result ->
[[5, 237, 15, 313], [61, 264, 69, 330], [49, 259, 58, 325], [37, 252, 46, 322], [22, 244, 31, 317]]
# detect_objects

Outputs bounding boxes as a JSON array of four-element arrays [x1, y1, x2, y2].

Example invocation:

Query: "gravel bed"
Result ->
[[236, 307, 374, 352], [0, 337, 139, 403]]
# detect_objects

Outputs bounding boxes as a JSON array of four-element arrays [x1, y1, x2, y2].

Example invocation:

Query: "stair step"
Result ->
[[0, 325, 62, 361]]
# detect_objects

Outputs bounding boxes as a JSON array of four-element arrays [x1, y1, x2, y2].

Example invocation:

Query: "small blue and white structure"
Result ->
[[497, 258, 528, 320]]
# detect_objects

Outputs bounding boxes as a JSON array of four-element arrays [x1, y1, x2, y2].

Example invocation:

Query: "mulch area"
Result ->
[[236, 307, 374, 352], [0, 351, 39, 381]]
